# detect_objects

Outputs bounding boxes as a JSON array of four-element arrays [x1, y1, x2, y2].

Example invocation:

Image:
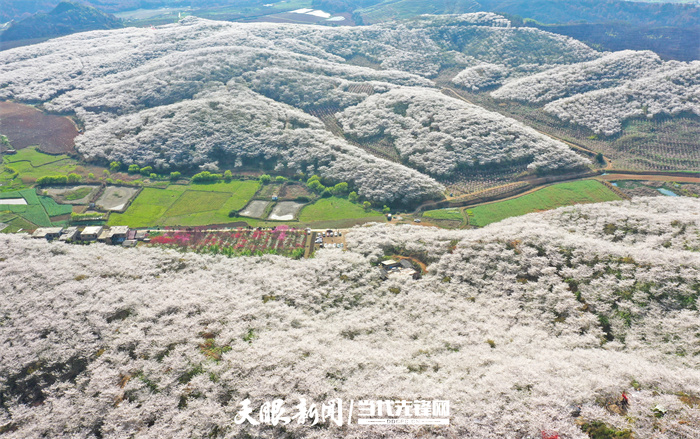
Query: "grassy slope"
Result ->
[[1, 147, 79, 191], [468, 180, 622, 227], [299, 197, 384, 222], [423, 208, 464, 221]]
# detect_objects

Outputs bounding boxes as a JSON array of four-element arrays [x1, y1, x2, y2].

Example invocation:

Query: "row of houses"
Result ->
[[31, 226, 144, 246]]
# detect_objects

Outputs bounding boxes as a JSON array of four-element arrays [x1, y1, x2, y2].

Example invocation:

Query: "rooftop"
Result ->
[[82, 226, 103, 235]]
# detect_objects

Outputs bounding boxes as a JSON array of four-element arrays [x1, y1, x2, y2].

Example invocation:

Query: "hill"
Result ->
[[0, 1, 122, 43], [0, 197, 698, 437], [0, 15, 601, 206], [355, 0, 700, 27], [0, 14, 696, 204], [351, 0, 700, 61]]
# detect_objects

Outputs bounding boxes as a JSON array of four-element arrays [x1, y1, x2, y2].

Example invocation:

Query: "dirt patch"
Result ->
[[43, 185, 100, 205], [0, 101, 78, 154], [240, 200, 270, 218], [95, 186, 140, 212], [256, 184, 281, 199], [268, 201, 304, 221], [279, 183, 312, 200]]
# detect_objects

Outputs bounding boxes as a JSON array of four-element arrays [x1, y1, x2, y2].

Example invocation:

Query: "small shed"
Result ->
[[135, 230, 149, 241]]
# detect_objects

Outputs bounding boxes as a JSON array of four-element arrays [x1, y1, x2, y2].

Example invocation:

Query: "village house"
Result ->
[[59, 227, 79, 242], [378, 258, 421, 280], [80, 226, 103, 241], [107, 226, 129, 245], [32, 227, 63, 241], [380, 259, 401, 270], [97, 228, 111, 243]]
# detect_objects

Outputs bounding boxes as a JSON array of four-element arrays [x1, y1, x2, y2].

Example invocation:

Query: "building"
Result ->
[[32, 227, 63, 240], [80, 226, 103, 241], [135, 230, 149, 241], [107, 226, 129, 245], [59, 227, 79, 242], [380, 260, 400, 270], [379, 258, 421, 280], [97, 229, 111, 243]]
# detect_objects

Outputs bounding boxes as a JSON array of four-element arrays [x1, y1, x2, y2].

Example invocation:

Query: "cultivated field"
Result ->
[[109, 181, 259, 228], [0, 101, 78, 154], [239, 200, 271, 219], [95, 186, 140, 211], [298, 197, 384, 224], [268, 201, 305, 221], [423, 208, 464, 221], [148, 225, 307, 258], [1, 147, 79, 191], [467, 180, 622, 227], [0, 187, 72, 230]]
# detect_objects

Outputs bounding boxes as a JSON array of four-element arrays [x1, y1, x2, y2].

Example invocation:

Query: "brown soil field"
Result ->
[[0, 101, 78, 154]]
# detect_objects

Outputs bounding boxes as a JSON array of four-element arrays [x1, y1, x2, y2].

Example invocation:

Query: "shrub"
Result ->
[[37, 175, 69, 185], [170, 171, 181, 181], [109, 161, 122, 172], [128, 164, 140, 174], [191, 171, 222, 183], [140, 166, 153, 176], [332, 182, 348, 196], [223, 170, 233, 182], [259, 174, 271, 184]]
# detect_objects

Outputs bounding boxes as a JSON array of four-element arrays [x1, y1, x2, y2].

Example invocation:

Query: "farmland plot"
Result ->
[[44, 185, 99, 205], [268, 201, 305, 221], [148, 226, 306, 258], [240, 200, 271, 218], [0, 101, 78, 154], [95, 186, 140, 211]]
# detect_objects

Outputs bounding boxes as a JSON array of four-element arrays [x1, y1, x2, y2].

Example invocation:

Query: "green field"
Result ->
[[299, 197, 384, 223], [423, 208, 464, 221], [0, 187, 72, 230], [468, 180, 622, 227], [108, 181, 260, 227], [1, 147, 79, 191]]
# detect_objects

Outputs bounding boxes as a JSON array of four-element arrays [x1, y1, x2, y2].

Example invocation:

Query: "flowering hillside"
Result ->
[[543, 61, 700, 135], [1, 197, 698, 438], [0, 14, 603, 203], [337, 87, 590, 177], [489, 50, 700, 135]]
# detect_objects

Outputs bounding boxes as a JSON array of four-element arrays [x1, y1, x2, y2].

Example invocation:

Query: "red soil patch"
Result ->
[[0, 101, 78, 154]]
